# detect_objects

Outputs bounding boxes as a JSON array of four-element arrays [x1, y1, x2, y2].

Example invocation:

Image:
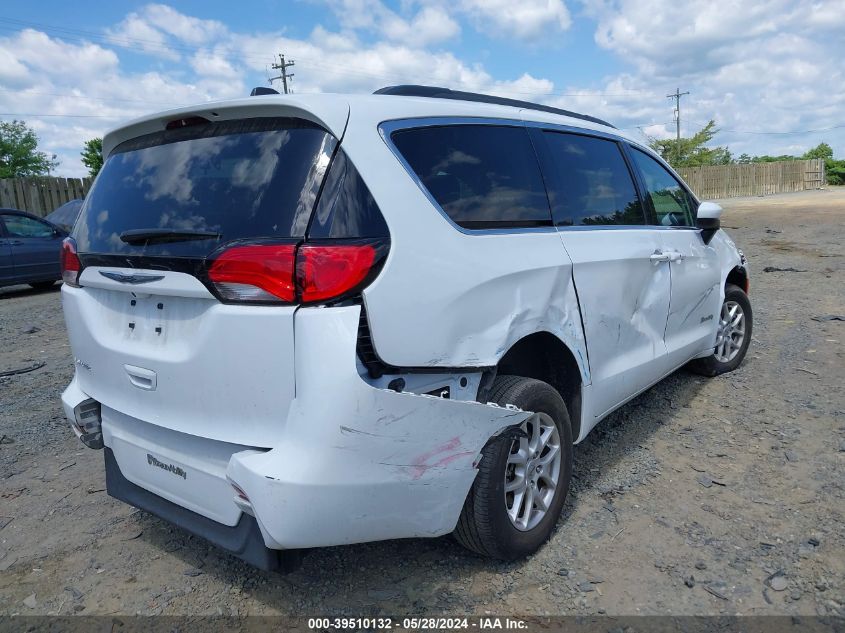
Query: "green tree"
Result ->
[[648, 120, 733, 168], [81, 137, 103, 177], [0, 120, 59, 177], [750, 154, 795, 163], [802, 142, 833, 161]]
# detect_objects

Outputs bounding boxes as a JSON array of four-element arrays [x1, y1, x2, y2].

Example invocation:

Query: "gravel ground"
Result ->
[[1, 189, 843, 617]]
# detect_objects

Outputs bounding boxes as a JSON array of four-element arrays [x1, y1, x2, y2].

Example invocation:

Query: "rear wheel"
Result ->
[[29, 281, 56, 290], [688, 283, 752, 376], [454, 375, 573, 559]]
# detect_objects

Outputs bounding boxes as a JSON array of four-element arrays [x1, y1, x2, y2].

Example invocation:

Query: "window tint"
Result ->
[[391, 125, 551, 229], [630, 148, 696, 226], [74, 118, 337, 257], [540, 132, 644, 226], [2, 214, 54, 238]]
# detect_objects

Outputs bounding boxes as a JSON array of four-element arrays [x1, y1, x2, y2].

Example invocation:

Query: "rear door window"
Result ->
[[390, 125, 551, 229], [539, 131, 645, 226], [2, 214, 54, 238], [74, 118, 337, 257], [629, 148, 696, 227]]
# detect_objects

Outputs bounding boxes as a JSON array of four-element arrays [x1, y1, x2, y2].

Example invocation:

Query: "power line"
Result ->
[[685, 118, 845, 136]]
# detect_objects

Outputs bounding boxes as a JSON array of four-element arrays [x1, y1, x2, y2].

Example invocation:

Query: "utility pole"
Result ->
[[666, 87, 689, 164], [269, 53, 295, 94]]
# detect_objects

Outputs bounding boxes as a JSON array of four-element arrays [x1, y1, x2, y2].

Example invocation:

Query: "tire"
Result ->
[[454, 375, 573, 560], [687, 283, 753, 377], [29, 281, 57, 290]]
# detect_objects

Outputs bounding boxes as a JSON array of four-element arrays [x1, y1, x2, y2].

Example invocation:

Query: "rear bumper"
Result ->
[[62, 305, 531, 552], [104, 447, 284, 571]]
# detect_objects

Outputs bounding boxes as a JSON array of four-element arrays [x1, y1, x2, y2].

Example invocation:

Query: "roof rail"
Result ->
[[374, 85, 615, 129]]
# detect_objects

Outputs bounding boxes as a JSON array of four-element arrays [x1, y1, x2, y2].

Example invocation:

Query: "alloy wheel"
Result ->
[[714, 300, 746, 363], [504, 412, 562, 531]]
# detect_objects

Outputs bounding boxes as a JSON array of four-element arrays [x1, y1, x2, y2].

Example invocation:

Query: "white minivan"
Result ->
[[61, 86, 751, 569]]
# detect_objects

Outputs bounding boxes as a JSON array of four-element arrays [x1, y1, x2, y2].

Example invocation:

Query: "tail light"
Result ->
[[296, 243, 377, 303], [60, 237, 82, 287], [208, 244, 297, 302], [206, 240, 386, 305]]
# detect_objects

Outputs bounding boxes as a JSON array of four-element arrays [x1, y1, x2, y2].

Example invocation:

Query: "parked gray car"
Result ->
[[0, 209, 67, 289]]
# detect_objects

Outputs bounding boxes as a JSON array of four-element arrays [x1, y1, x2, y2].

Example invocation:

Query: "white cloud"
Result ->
[[108, 3, 226, 59], [458, 0, 571, 40], [320, 0, 460, 47], [382, 6, 461, 46], [190, 48, 241, 80], [12, 29, 119, 75], [106, 13, 179, 60], [140, 3, 227, 44]]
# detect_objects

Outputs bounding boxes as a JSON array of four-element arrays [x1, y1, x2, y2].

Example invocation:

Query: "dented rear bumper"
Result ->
[[229, 305, 531, 549], [63, 305, 531, 551]]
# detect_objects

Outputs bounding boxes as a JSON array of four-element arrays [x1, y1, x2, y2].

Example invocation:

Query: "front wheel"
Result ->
[[688, 283, 753, 377], [454, 376, 573, 560]]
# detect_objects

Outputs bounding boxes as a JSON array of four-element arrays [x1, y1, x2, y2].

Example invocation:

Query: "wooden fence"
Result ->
[[0, 177, 93, 217], [677, 159, 825, 200]]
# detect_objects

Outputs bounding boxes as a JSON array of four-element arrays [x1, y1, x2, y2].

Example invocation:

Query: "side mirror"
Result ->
[[697, 201, 722, 243], [697, 201, 722, 227]]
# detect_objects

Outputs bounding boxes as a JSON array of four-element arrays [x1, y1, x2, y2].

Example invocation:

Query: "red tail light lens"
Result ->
[[208, 244, 297, 302], [60, 238, 81, 287], [296, 243, 377, 304], [206, 241, 385, 304]]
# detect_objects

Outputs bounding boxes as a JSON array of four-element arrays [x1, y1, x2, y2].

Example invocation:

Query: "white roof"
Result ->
[[102, 92, 637, 157]]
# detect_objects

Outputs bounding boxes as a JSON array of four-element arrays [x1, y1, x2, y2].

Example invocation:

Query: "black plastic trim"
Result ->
[[104, 447, 288, 571]]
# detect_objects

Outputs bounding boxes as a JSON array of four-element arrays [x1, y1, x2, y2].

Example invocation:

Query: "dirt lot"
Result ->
[[1, 189, 843, 617]]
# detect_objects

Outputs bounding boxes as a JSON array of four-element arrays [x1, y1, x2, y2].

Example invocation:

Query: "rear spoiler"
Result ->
[[102, 95, 350, 158]]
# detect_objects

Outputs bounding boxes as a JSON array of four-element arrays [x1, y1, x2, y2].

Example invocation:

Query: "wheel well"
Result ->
[[726, 266, 749, 294], [496, 332, 583, 440]]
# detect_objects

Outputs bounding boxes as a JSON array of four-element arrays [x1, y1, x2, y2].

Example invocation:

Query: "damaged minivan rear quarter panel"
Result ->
[[340, 106, 589, 383]]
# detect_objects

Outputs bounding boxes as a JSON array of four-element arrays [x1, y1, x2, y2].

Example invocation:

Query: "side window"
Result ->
[[1, 214, 54, 238], [540, 132, 645, 226], [630, 148, 696, 227], [390, 125, 551, 229]]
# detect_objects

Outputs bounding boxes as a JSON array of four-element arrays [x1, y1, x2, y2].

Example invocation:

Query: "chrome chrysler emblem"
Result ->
[[99, 271, 165, 284]]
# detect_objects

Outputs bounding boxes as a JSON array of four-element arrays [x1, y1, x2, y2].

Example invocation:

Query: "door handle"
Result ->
[[650, 251, 671, 263], [124, 364, 157, 391]]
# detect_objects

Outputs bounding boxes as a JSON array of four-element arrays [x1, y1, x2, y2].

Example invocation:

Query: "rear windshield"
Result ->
[[74, 117, 337, 257]]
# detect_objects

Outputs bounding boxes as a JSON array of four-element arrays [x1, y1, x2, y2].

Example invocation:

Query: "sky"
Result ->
[[1, 0, 843, 177]]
